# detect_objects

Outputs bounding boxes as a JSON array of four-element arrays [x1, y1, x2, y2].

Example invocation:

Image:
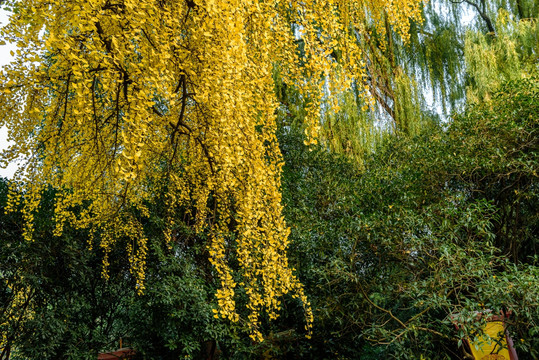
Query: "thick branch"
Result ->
[[170, 74, 190, 145], [451, 0, 496, 34]]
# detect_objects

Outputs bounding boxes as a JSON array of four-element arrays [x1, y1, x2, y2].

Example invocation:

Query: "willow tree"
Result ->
[[315, 0, 466, 166], [465, 12, 539, 103], [318, 0, 537, 166], [0, 0, 424, 340]]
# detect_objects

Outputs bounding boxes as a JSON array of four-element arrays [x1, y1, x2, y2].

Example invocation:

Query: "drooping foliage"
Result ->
[[0, 180, 135, 359], [313, 0, 465, 166], [316, 0, 538, 166], [0, 179, 246, 359], [0, 0, 538, 356], [465, 12, 539, 103], [0, 0, 426, 340]]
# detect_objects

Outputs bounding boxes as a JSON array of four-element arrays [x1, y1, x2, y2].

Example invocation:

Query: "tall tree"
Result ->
[[316, 0, 537, 166], [0, 0, 425, 340]]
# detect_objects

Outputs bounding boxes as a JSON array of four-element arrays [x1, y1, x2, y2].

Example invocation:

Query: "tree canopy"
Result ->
[[0, 0, 429, 342], [0, 0, 538, 357]]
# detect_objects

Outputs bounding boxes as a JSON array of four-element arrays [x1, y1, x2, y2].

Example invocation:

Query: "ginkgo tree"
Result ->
[[0, 0, 424, 340]]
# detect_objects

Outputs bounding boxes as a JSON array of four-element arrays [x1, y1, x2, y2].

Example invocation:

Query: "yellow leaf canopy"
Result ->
[[0, 0, 424, 340]]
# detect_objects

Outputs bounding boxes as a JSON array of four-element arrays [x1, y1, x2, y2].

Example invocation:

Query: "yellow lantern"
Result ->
[[452, 311, 518, 360]]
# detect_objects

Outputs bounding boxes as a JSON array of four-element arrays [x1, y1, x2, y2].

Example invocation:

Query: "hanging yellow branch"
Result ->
[[0, 0, 424, 341]]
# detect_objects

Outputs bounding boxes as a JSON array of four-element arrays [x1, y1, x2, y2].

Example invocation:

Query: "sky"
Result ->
[[0, 9, 17, 178]]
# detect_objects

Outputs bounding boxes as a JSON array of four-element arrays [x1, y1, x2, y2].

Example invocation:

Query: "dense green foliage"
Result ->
[[0, 181, 248, 359], [0, 182, 133, 359], [280, 78, 538, 359]]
